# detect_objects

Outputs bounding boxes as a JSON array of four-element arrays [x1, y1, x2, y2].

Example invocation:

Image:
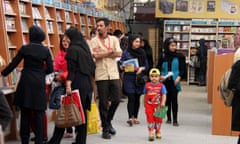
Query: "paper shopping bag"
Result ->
[[87, 102, 100, 134], [55, 90, 85, 128]]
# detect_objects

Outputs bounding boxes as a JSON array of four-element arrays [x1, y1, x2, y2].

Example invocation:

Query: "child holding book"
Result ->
[[144, 68, 167, 141]]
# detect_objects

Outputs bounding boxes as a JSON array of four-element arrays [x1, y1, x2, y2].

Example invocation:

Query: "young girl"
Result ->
[[157, 37, 186, 126], [144, 68, 167, 141]]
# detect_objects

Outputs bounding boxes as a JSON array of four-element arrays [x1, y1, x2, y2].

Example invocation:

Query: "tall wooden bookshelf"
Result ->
[[0, 0, 126, 85]]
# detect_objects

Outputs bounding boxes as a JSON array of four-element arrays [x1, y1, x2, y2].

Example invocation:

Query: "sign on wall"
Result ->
[[155, 0, 240, 19]]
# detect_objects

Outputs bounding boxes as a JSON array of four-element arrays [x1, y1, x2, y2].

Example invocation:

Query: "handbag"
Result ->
[[154, 106, 168, 119], [55, 90, 85, 128], [49, 85, 65, 109], [87, 102, 100, 134], [136, 73, 148, 86]]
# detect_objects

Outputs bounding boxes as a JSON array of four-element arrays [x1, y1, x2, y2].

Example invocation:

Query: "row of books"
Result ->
[[165, 34, 189, 41], [165, 25, 190, 32], [191, 35, 216, 40], [191, 28, 216, 33], [218, 27, 238, 33]]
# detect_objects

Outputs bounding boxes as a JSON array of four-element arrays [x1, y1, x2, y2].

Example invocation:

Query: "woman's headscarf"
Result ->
[[64, 27, 95, 76], [127, 34, 146, 67], [29, 25, 45, 43]]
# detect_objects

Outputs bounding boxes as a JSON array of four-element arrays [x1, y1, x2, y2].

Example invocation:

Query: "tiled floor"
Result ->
[[5, 84, 238, 144]]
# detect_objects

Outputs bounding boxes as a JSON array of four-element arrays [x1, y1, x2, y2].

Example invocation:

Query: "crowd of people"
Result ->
[[2, 17, 221, 144]]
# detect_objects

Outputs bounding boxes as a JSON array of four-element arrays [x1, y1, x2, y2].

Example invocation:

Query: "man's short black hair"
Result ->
[[96, 17, 110, 26]]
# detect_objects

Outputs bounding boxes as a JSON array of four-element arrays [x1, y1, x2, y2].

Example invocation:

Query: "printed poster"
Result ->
[[221, 0, 238, 14]]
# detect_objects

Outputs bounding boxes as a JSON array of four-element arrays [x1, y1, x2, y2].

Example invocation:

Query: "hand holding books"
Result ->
[[122, 58, 139, 72]]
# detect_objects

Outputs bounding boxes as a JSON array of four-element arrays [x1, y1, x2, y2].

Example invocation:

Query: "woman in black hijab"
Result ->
[[120, 34, 149, 126], [157, 37, 186, 126], [1, 25, 53, 144], [48, 27, 95, 144]]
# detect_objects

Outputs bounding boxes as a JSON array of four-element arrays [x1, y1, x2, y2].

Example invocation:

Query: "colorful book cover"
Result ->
[[123, 58, 139, 72]]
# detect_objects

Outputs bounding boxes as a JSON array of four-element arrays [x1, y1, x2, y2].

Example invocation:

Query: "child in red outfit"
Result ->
[[144, 68, 167, 141]]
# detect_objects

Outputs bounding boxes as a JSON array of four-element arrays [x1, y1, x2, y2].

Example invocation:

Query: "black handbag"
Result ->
[[136, 73, 148, 87], [49, 85, 65, 109]]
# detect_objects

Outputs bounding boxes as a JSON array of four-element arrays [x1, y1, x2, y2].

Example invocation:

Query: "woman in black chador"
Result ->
[[47, 27, 95, 144]]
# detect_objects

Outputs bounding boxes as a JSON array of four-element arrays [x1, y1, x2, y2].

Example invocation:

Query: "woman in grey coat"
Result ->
[[1, 25, 53, 144]]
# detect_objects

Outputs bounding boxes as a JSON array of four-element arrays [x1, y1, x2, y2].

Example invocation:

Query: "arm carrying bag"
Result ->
[[55, 90, 85, 128]]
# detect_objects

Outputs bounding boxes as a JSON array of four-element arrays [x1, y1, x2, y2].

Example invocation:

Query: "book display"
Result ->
[[0, 0, 126, 85], [164, 19, 240, 84]]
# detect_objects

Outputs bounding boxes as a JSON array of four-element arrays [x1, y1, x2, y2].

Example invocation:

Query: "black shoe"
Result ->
[[102, 131, 111, 139], [166, 120, 171, 124], [173, 121, 179, 126], [109, 125, 116, 135]]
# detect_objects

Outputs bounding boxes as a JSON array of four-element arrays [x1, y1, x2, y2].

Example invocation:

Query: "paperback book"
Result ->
[[122, 58, 139, 72]]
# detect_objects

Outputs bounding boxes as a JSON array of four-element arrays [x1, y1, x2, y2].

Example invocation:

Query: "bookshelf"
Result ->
[[0, 0, 126, 86], [163, 19, 240, 84]]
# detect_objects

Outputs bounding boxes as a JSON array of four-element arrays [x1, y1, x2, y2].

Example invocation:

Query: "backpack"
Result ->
[[217, 69, 234, 107]]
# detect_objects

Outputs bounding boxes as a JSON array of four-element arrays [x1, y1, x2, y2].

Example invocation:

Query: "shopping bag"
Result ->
[[87, 102, 100, 134], [154, 106, 168, 119], [55, 90, 85, 128]]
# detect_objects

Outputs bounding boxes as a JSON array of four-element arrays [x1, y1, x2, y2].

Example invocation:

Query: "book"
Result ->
[[122, 58, 139, 72], [19, 2, 27, 15], [57, 23, 63, 33], [7, 34, 12, 46], [80, 15, 86, 25], [56, 10, 62, 21], [5, 16, 15, 30], [32, 7, 42, 19], [88, 17, 92, 26], [4, 0, 14, 13], [21, 18, 28, 32], [44, 7, 51, 20], [65, 11, 71, 22], [46, 21, 53, 33]]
